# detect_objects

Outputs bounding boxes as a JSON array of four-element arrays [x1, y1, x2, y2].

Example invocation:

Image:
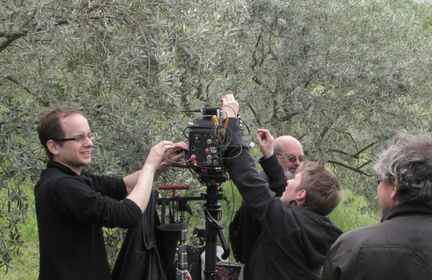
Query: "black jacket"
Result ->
[[34, 160, 142, 280], [229, 155, 287, 269], [322, 203, 432, 280], [224, 119, 342, 280], [112, 191, 167, 280]]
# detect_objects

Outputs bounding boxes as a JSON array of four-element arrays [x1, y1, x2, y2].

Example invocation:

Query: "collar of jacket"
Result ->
[[381, 202, 432, 222], [47, 159, 79, 176]]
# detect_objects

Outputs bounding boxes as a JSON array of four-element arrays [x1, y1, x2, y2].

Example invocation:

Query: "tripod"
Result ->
[[202, 181, 230, 280], [158, 181, 229, 280]]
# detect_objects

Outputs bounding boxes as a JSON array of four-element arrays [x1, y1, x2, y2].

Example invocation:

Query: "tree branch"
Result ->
[[4, 76, 32, 94], [246, 101, 262, 128], [0, 32, 28, 52], [353, 142, 377, 158], [330, 142, 377, 159], [327, 160, 371, 177]]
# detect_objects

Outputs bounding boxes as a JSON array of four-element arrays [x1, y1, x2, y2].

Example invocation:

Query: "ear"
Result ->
[[390, 178, 398, 201], [296, 189, 307, 206], [47, 140, 60, 157]]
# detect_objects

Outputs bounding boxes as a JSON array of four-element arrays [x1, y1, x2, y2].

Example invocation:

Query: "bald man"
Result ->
[[229, 132, 304, 279], [273, 135, 304, 178]]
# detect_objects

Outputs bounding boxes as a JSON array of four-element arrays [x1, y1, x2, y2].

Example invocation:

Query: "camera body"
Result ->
[[187, 107, 227, 185]]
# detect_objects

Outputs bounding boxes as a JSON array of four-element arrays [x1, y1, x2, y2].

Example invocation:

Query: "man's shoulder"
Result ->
[[36, 166, 90, 195], [331, 222, 386, 251], [40, 166, 81, 182]]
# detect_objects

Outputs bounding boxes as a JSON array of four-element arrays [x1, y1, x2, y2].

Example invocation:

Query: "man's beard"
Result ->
[[284, 169, 294, 179]]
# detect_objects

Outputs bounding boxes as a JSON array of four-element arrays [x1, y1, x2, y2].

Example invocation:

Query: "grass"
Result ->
[[2, 182, 379, 279], [6, 214, 39, 280], [329, 189, 380, 232]]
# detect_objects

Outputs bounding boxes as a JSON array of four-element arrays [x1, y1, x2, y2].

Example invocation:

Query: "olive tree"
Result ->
[[229, 0, 432, 199], [2, 0, 432, 273]]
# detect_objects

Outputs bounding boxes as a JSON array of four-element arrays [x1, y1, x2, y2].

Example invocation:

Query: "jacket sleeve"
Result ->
[[258, 155, 287, 197], [49, 175, 142, 228], [223, 118, 299, 239], [84, 173, 128, 200]]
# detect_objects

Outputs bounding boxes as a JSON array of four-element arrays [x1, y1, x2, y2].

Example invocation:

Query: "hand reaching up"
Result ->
[[256, 128, 275, 158], [221, 93, 239, 118]]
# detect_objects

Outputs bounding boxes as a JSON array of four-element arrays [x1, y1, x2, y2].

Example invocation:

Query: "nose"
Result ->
[[83, 136, 94, 146]]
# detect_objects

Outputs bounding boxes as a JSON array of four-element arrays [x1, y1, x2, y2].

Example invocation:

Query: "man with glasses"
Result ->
[[35, 104, 186, 280], [322, 132, 432, 280], [274, 135, 304, 178]]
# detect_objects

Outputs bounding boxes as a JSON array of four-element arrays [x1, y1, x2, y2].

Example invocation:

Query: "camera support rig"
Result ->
[[202, 180, 230, 280], [187, 107, 230, 279], [158, 184, 229, 280], [157, 106, 234, 280]]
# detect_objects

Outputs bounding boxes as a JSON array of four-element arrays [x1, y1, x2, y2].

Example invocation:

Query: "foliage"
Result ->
[[0, 178, 29, 272], [2, 185, 38, 280], [1, 0, 432, 273], [329, 189, 380, 232], [232, 0, 432, 201]]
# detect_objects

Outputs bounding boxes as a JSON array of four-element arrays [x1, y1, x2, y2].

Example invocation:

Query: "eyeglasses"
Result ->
[[53, 132, 96, 143], [277, 153, 304, 163]]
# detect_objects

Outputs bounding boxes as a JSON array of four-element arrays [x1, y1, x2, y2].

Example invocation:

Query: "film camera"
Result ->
[[186, 106, 228, 185]]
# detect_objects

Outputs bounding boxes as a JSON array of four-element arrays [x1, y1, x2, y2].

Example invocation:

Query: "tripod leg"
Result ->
[[203, 185, 224, 280]]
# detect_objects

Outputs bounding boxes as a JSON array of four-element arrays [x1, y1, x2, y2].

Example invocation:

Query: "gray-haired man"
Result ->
[[322, 132, 432, 280]]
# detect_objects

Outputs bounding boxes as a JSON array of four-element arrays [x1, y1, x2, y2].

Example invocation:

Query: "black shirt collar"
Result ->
[[46, 160, 79, 176]]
